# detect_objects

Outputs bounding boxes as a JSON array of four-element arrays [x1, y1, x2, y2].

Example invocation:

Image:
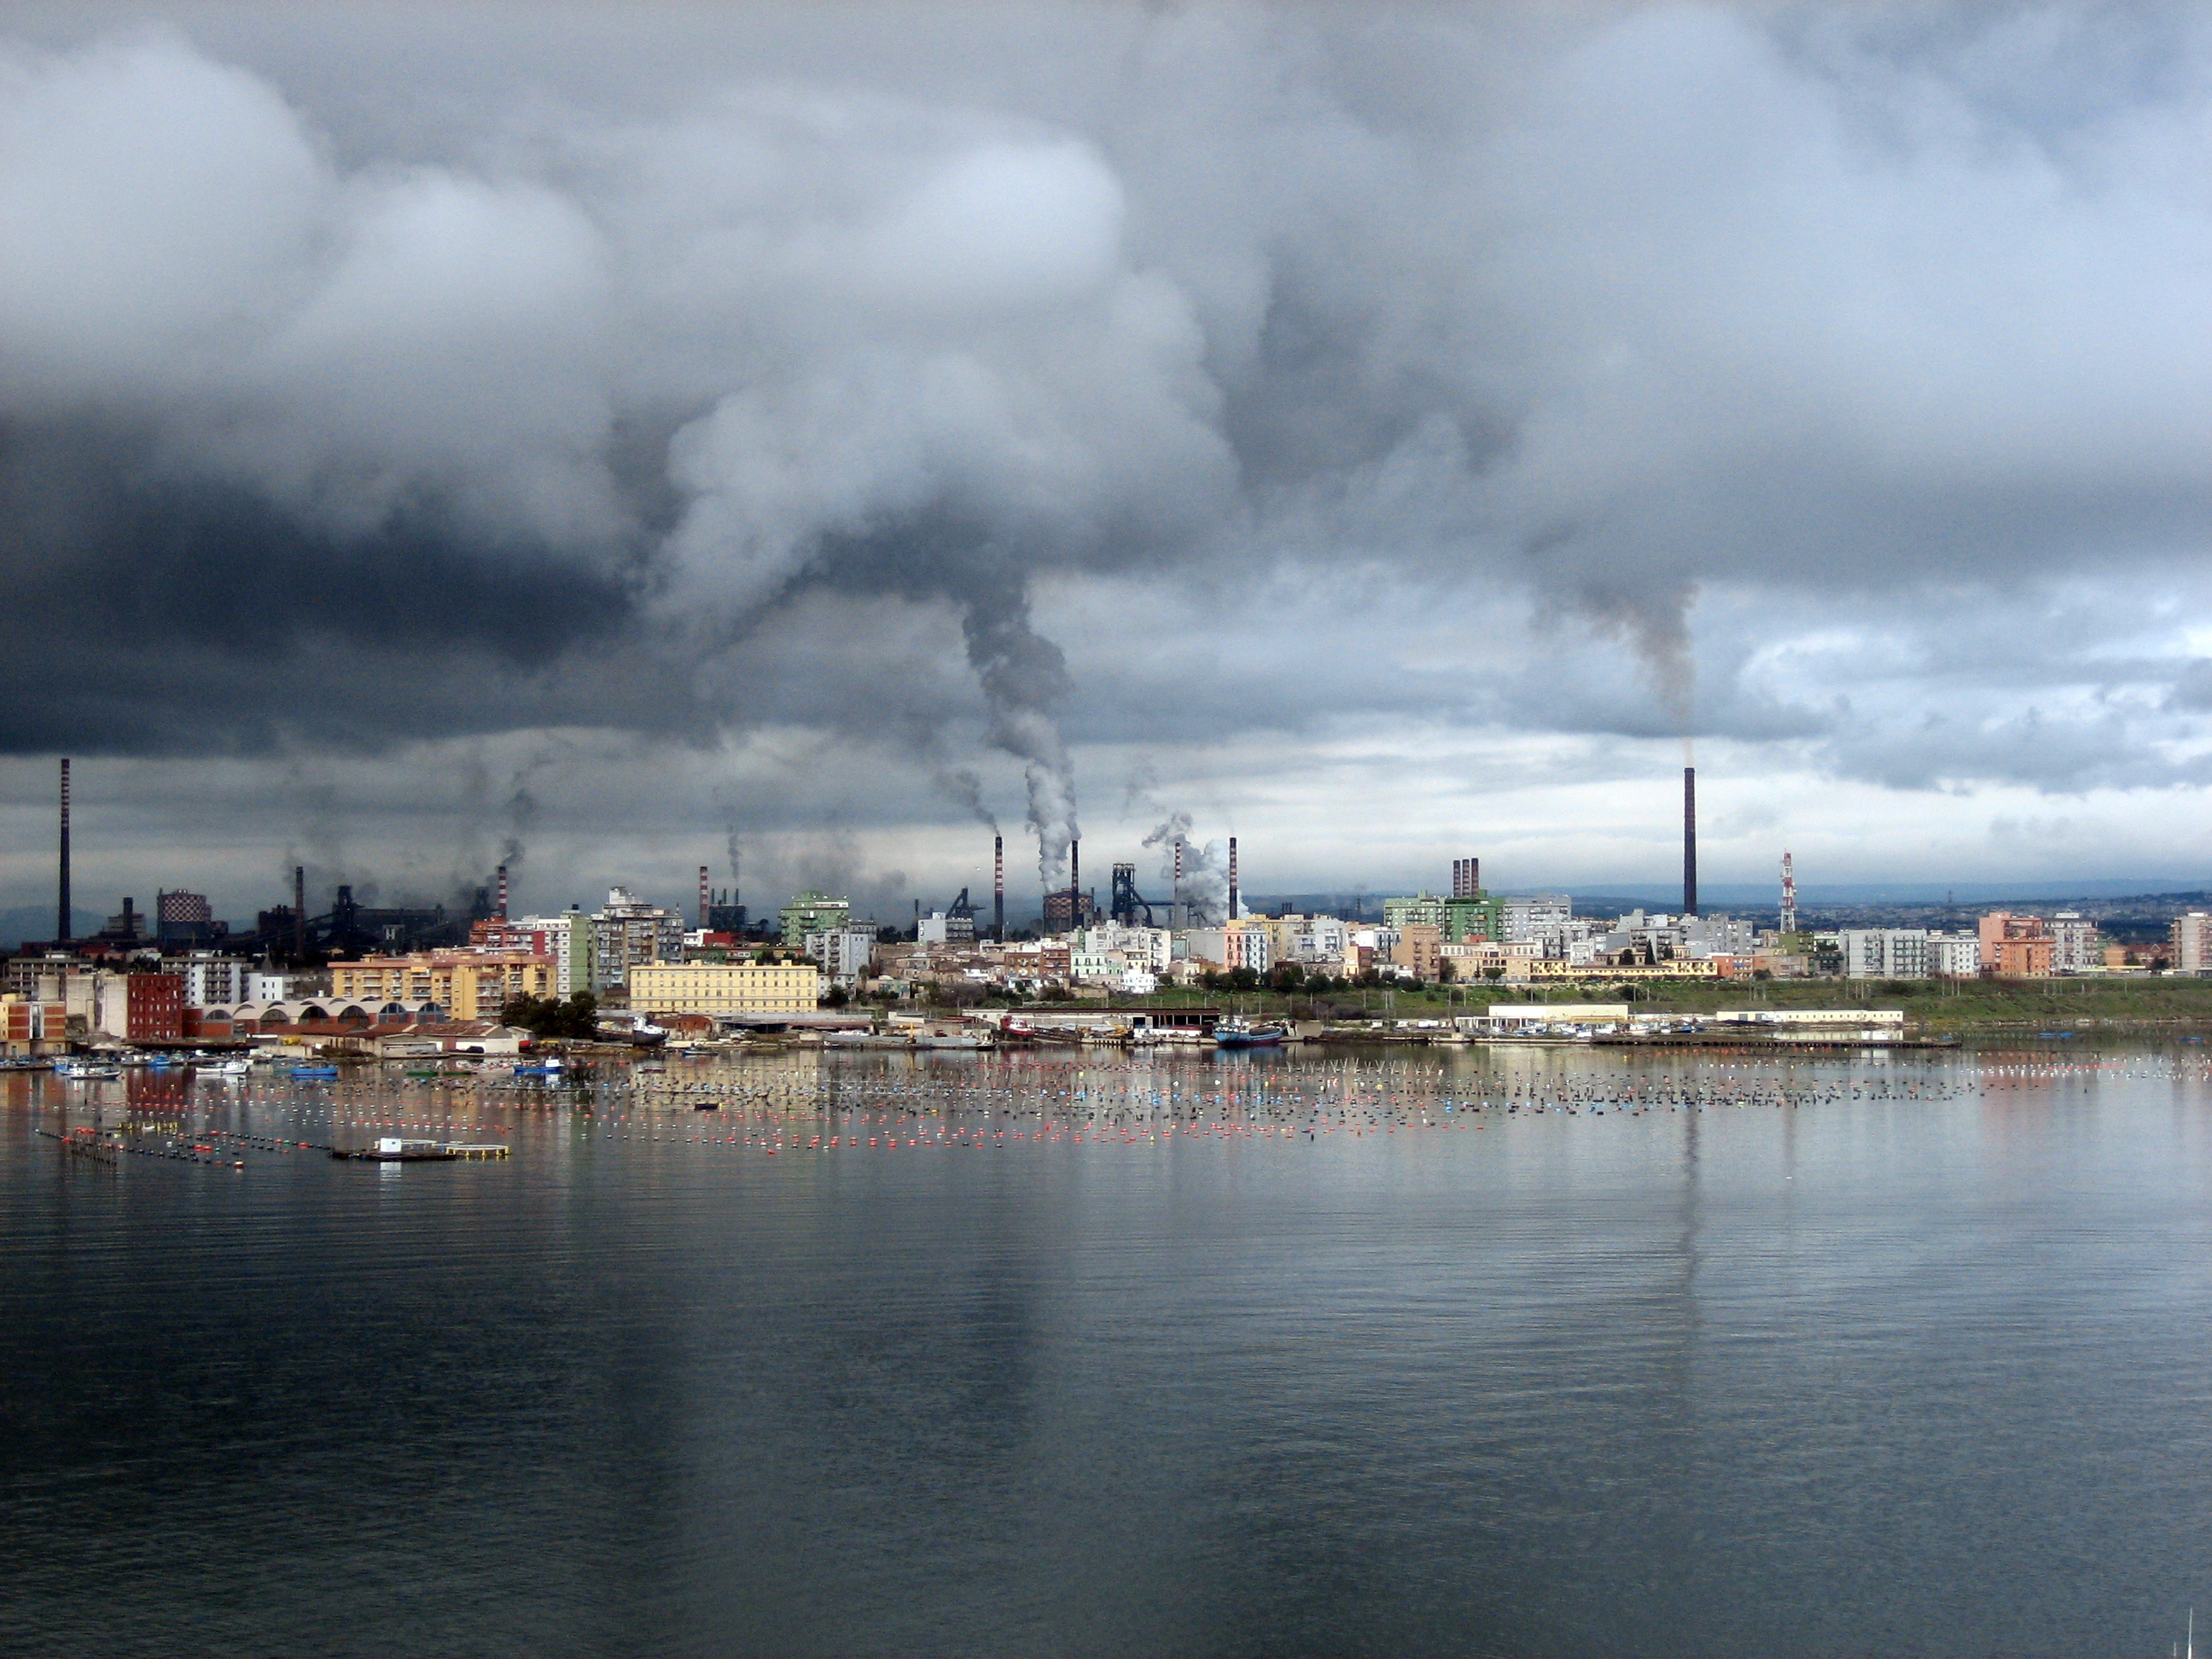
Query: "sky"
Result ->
[[0, 0, 2207, 933]]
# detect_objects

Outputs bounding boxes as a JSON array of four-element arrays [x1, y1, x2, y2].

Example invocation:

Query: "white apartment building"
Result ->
[[518, 911, 593, 997], [2050, 912, 2100, 975], [1080, 924, 1172, 971], [1501, 895, 1575, 949], [801, 928, 878, 984], [2174, 913, 2212, 974], [248, 970, 318, 1002], [1293, 918, 1352, 963], [1841, 929, 1930, 979], [1926, 933, 1982, 977], [590, 888, 686, 992], [167, 952, 251, 1006]]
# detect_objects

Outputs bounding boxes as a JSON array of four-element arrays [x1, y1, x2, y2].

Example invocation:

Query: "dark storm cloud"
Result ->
[[0, 0, 2204, 818]]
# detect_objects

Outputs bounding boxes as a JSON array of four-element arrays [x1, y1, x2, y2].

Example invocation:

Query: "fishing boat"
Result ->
[[288, 1064, 340, 1080], [201, 1057, 253, 1076], [1214, 1018, 1287, 1050], [55, 1060, 122, 1080]]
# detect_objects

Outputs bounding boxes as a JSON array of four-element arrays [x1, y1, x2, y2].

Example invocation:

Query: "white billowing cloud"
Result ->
[[0, 29, 320, 394], [0, 3, 2208, 906]]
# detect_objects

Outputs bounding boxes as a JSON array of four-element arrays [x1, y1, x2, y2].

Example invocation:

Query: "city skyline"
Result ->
[[1, 5, 2208, 931]]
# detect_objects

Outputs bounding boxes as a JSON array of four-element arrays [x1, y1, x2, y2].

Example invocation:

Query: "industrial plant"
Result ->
[[0, 754, 2175, 1059]]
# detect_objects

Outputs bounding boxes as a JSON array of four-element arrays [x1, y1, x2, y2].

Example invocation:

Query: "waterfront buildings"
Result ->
[[331, 952, 556, 1019], [628, 962, 821, 1016]]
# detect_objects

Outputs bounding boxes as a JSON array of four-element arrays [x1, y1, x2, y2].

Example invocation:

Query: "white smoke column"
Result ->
[[962, 587, 1078, 887]]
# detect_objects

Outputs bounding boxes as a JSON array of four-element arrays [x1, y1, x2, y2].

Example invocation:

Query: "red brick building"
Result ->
[[125, 974, 184, 1043]]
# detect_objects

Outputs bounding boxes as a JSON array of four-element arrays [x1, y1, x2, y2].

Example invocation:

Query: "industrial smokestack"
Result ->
[[56, 758, 70, 944], [1068, 838, 1080, 925], [495, 863, 509, 923], [699, 864, 711, 931], [294, 864, 307, 959], [1683, 767, 1698, 918], [1228, 836, 1239, 922], [993, 834, 1004, 940]]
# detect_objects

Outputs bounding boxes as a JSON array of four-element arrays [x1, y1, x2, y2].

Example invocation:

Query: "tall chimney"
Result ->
[[495, 863, 509, 922], [1068, 838, 1080, 926], [699, 864, 711, 930], [56, 758, 71, 944], [1228, 836, 1239, 922], [294, 865, 307, 959], [1683, 767, 1698, 918], [993, 834, 1004, 940]]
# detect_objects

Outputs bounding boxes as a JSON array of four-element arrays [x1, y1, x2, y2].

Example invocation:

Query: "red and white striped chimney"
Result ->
[[699, 864, 711, 930], [495, 863, 509, 922]]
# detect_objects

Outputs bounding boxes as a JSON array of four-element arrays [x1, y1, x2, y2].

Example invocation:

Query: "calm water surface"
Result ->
[[7, 1045, 2212, 1656]]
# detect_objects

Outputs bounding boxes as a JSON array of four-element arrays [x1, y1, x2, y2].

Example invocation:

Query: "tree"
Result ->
[[498, 991, 599, 1039]]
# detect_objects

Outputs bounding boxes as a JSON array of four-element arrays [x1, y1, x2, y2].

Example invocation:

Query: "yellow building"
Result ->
[[628, 961, 821, 1016], [330, 952, 555, 1019]]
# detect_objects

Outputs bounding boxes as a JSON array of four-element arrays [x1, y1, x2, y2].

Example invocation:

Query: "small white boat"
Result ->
[[55, 1061, 122, 1080]]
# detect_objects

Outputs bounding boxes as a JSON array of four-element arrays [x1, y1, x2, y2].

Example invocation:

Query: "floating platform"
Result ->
[[332, 1138, 509, 1161]]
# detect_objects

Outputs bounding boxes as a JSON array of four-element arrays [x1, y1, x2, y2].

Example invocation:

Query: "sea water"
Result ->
[[5, 1045, 2211, 1656]]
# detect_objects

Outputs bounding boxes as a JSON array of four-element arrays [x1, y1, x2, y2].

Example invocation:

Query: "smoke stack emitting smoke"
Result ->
[[294, 864, 306, 958], [56, 758, 70, 944], [1228, 836, 1239, 922], [993, 833, 1004, 941], [1683, 767, 1697, 918], [699, 864, 711, 931], [495, 863, 509, 922]]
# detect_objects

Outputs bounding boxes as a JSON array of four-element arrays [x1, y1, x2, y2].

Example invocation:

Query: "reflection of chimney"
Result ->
[[294, 865, 306, 959], [56, 758, 71, 944], [993, 834, 1004, 940], [1683, 767, 1698, 918], [496, 864, 509, 922], [1228, 836, 1239, 922], [699, 864, 710, 931]]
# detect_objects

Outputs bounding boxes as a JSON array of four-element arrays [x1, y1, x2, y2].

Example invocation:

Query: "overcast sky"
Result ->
[[0, 0, 2207, 930]]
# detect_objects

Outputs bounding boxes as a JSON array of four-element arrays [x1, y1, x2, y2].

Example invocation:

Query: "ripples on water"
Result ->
[[7, 1045, 2212, 1657]]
